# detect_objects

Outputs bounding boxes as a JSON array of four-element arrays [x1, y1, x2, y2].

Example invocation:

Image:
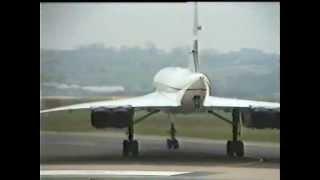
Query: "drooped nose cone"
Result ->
[[153, 67, 210, 92]]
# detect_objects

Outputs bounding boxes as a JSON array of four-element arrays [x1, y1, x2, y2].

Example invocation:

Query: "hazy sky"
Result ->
[[40, 2, 280, 54]]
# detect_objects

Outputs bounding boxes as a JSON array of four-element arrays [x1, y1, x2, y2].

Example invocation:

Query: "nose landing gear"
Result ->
[[166, 122, 179, 149], [166, 114, 179, 150]]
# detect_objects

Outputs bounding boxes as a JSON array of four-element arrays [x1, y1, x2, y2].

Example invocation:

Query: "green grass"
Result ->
[[40, 98, 280, 143]]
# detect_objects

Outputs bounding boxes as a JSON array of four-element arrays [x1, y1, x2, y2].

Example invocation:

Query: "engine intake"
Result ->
[[91, 106, 134, 129], [242, 109, 280, 129]]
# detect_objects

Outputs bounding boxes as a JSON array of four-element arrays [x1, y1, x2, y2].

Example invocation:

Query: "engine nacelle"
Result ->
[[242, 109, 280, 129], [91, 106, 134, 129]]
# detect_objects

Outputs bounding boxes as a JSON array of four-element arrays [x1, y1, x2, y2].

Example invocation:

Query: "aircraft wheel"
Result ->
[[167, 139, 172, 149], [227, 140, 244, 157], [132, 140, 139, 157], [172, 139, 179, 149], [235, 141, 244, 157], [226, 140, 233, 157], [122, 140, 129, 157]]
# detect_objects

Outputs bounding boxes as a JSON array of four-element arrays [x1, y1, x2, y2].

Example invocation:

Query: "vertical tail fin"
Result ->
[[192, 2, 201, 72], [192, 39, 199, 72]]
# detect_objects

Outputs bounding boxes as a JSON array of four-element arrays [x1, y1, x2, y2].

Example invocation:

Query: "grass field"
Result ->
[[40, 97, 280, 143]]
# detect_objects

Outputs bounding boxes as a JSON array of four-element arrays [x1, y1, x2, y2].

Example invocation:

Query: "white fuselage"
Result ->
[[153, 67, 211, 113]]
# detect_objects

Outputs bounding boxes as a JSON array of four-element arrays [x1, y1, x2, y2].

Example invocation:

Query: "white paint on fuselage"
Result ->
[[153, 67, 211, 113]]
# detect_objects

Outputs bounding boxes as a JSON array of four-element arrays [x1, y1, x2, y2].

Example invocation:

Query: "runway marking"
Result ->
[[40, 170, 190, 176]]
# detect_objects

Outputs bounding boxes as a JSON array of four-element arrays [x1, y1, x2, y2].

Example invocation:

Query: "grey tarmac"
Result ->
[[40, 131, 279, 180]]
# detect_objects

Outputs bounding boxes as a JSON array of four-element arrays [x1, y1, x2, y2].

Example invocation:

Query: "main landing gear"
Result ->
[[122, 116, 139, 157], [227, 108, 244, 157], [121, 110, 160, 157], [166, 114, 179, 150]]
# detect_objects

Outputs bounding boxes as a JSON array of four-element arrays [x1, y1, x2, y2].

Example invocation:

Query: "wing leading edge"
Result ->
[[204, 96, 280, 109], [40, 91, 180, 114]]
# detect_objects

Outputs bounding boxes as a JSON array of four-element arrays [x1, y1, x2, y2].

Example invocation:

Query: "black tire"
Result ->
[[173, 139, 179, 149], [226, 140, 233, 157], [132, 140, 139, 157], [236, 141, 244, 157], [122, 140, 129, 157], [167, 139, 172, 149]]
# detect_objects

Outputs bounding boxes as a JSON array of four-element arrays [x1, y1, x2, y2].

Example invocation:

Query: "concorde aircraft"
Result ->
[[40, 2, 280, 157]]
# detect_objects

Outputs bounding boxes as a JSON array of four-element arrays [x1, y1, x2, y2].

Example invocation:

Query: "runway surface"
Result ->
[[40, 131, 280, 180]]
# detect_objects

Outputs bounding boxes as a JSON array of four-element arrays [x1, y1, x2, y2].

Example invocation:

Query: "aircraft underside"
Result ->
[[119, 107, 245, 157]]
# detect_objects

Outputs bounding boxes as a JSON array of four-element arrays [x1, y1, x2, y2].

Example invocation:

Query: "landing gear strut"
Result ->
[[122, 116, 139, 157], [167, 122, 179, 149], [227, 108, 244, 157], [166, 114, 179, 150]]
